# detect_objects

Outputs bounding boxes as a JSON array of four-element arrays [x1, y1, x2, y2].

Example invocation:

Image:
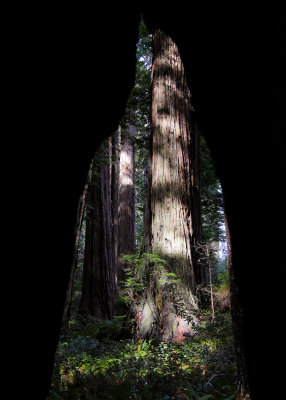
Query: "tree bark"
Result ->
[[118, 125, 136, 283], [62, 163, 92, 331], [151, 29, 195, 286], [111, 131, 119, 296], [141, 133, 152, 254], [137, 30, 199, 341], [79, 141, 115, 320]]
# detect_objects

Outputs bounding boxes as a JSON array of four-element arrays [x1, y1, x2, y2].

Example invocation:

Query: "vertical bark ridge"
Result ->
[[79, 141, 115, 320], [151, 30, 196, 293], [111, 131, 119, 295], [137, 30, 200, 340]]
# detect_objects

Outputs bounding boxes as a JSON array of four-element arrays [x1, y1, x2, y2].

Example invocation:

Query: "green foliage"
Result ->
[[120, 252, 167, 305], [119, 17, 152, 246], [123, 17, 152, 131], [50, 17, 237, 400], [66, 319, 123, 343], [49, 311, 236, 399], [120, 252, 183, 312], [216, 269, 230, 291], [200, 135, 225, 246], [200, 135, 227, 283]]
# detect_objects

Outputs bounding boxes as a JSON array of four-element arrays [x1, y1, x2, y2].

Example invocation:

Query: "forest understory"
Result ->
[[48, 278, 235, 400], [47, 20, 238, 400]]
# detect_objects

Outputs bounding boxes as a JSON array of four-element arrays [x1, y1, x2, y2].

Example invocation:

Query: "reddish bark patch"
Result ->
[[135, 311, 143, 336], [172, 316, 185, 344]]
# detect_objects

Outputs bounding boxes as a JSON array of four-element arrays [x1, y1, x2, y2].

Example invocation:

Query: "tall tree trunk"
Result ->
[[141, 133, 152, 254], [137, 30, 199, 341], [111, 131, 119, 296], [62, 163, 92, 331], [79, 141, 115, 320], [151, 30, 195, 288], [118, 125, 136, 284]]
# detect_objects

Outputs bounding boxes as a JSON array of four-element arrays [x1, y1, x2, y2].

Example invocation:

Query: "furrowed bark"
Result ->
[[111, 131, 119, 297], [138, 30, 199, 341], [79, 141, 115, 320], [142, 133, 152, 254]]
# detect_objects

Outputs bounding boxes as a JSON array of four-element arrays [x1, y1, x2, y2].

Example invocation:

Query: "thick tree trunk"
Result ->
[[118, 125, 136, 283], [79, 141, 115, 320], [111, 131, 119, 295], [151, 30, 195, 288], [138, 30, 198, 341]]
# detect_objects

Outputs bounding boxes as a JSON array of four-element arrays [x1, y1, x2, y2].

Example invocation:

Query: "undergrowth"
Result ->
[[47, 310, 236, 400]]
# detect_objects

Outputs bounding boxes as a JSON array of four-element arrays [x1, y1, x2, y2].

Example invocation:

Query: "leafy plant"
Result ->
[[216, 269, 229, 291], [120, 252, 167, 304], [49, 308, 236, 399]]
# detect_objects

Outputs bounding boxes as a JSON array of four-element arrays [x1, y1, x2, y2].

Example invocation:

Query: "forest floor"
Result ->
[[47, 316, 236, 399], [47, 290, 236, 400]]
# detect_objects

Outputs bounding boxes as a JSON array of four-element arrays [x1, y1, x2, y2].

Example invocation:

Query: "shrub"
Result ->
[[49, 310, 236, 399]]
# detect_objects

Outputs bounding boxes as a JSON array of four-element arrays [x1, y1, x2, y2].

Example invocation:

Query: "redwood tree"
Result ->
[[118, 124, 136, 282], [61, 163, 92, 330], [79, 139, 117, 320], [110, 131, 119, 293], [137, 30, 201, 341]]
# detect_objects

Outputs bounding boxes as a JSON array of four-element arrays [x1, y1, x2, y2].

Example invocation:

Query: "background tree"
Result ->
[[111, 132, 119, 291], [190, 121, 204, 285], [118, 124, 136, 284], [66, 19, 152, 322], [124, 19, 152, 250], [61, 164, 92, 330], [79, 139, 117, 320], [200, 134, 226, 282], [63, 17, 228, 340], [69, 209, 87, 320], [49, 18, 239, 399]]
